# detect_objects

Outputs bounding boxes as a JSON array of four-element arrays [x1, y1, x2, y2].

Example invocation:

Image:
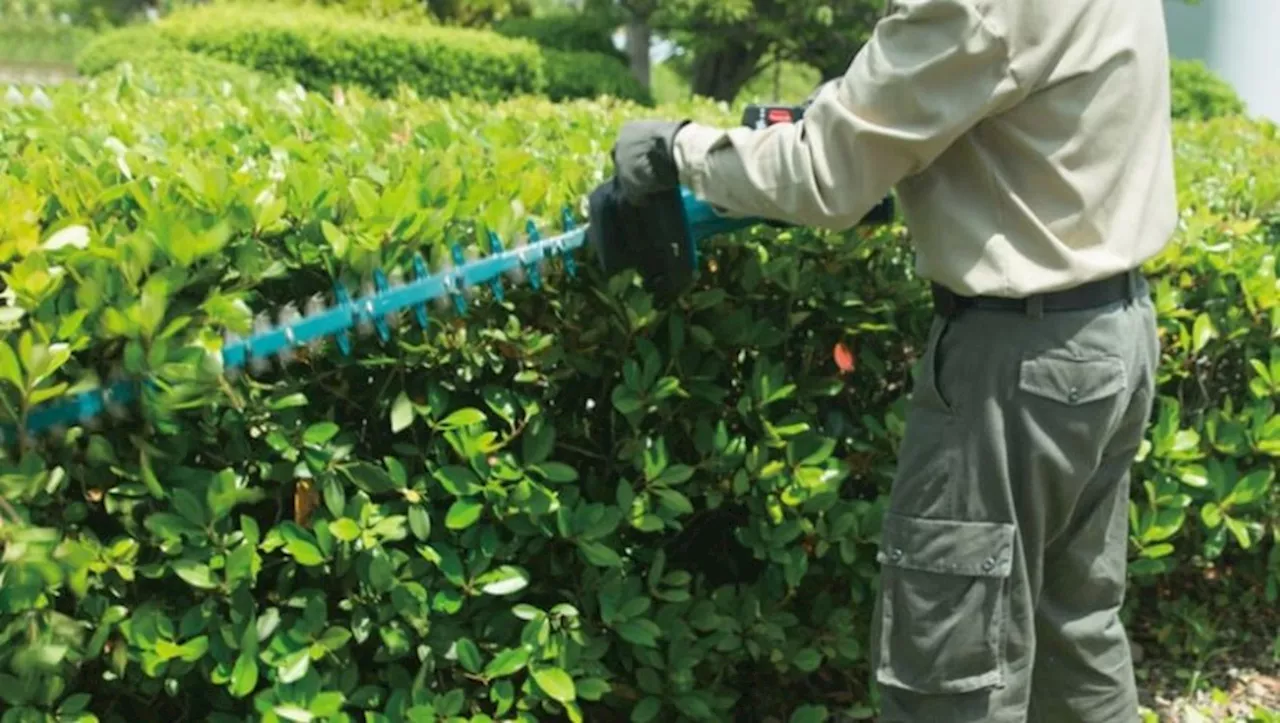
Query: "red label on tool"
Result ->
[[767, 108, 794, 124]]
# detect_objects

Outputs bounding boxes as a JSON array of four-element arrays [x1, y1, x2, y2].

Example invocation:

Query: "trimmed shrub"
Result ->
[[73, 24, 179, 75], [0, 17, 93, 65], [1170, 58, 1246, 121], [76, 3, 546, 101], [544, 49, 651, 105], [494, 12, 626, 63], [0, 65, 1276, 723]]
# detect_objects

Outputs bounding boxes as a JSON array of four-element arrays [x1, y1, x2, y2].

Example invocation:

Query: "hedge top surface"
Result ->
[[157, 3, 538, 53], [76, 2, 549, 100]]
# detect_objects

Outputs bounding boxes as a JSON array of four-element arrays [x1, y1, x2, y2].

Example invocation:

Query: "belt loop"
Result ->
[[1026, 294, 1044, 320], [1125, 269, 1139, 305]]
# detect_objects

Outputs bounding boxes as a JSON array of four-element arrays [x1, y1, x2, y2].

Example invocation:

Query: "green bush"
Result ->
[[543, 49, 651, 105], [76, 3, 546, 101], [72, 24, 178, 75], [0, 66, 1276, 723], [1170, 58, 1246, 121], [0, 17, 94, 65], [494, 12, 626, 63]]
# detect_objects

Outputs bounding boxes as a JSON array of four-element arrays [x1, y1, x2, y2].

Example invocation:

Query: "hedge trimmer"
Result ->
[[0, 103, 893, 445]]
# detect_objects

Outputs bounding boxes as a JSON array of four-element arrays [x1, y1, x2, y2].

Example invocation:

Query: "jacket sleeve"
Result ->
[[673, 0, 1024, 231]]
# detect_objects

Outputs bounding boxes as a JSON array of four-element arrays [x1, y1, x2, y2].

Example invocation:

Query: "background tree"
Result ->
[[651, 0, 884, 101]]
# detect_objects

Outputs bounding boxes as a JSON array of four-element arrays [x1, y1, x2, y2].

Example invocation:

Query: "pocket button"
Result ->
[[982, 557, 996, 573]]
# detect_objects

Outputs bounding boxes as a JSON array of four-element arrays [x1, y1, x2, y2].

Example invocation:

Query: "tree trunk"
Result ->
[[626, 18, 652, 89], [689, 42, 768, 102]]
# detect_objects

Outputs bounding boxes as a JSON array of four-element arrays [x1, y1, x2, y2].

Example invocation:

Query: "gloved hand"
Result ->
[[611, 119, 689, 203]]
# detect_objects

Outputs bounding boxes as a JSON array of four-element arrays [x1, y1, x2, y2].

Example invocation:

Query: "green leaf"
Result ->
[[793, 647, 822, 672], [344, 463, 398, 494], [1224, 515, 1252, 549], [274, 705, 314, 723], [1192, 312, 1217, 353], [304, 422, 339, 446], [439, 407, 486, 428], [577, 540, 623, 567], [483, 646, 529, 679], [171, 559, 216, 589], [390, 392, 414, 433], [408, 506, 431, 540], [0, 341, 21, 389], [434, 465, 481, 495], [576, 678, 610, 701], [349, 178, 379, 219], [631, 697, 662, 723], [321, 221, 349, 256], [285, 538, 326, 566], [309, 692, 345, 717], [330, 518, 361, 542], [615, 620, 660, 647], [790, 705, 829, 723], [229, 652, 258, 698], [532, 667, 576, 703], [1226, 468, 1273, 507], [453, 638, 482, 673], [477, 565, 530, 596], [534, 462, 578, 483], [445, 499, 483, 530]]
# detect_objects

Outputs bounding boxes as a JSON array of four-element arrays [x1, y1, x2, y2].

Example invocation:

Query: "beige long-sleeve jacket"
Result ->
[[674, 0, 1179, 298]]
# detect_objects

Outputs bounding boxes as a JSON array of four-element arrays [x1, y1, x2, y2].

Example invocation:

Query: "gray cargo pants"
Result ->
[[869, 273, 1158, 723]]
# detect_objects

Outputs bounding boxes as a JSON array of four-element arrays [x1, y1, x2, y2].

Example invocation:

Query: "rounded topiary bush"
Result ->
[[1170, 58, 1246, 121]]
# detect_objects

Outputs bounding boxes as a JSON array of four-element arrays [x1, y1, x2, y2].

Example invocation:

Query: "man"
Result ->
[[608, 0, 1176, 721]]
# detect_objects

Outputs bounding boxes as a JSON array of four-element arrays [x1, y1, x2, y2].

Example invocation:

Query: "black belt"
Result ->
[[932, 269, 1145, 318]]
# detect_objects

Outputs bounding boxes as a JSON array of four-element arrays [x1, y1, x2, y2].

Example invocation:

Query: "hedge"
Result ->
[[75, 6, 649, 105], [1170, 58, 1246, 121], [493, 12, 627, 63], [76, 3, 546, 101], [0, 61, 1276, 723], [0, 18, 93, 65], [544, 50, 652, 105]]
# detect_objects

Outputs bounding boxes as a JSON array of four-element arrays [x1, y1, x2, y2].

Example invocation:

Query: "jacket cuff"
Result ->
[[673, 122, 731, 197]]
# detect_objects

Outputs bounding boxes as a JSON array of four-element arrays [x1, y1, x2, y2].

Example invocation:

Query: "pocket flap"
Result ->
[[1019, 353, 1126, 406], [877, 513, 1015, 577]]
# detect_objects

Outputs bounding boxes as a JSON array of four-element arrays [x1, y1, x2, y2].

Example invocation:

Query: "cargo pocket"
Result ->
[[874, 512, 1016, 694], [1018, 352, 1126, 407]]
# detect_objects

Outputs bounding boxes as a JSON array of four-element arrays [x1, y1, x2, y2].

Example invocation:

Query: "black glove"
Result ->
[[587, 176, 699, 300], [611, 120, 689, 203]]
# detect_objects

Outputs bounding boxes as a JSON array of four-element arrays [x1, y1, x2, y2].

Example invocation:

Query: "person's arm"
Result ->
[[673, 0, 1024, 230]]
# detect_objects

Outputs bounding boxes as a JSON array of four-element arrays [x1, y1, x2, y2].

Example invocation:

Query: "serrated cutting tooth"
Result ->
[[249, 313, 272, 374], [506, 234, 528, 285], [385, 269, 404, 330], [223, 331, 243, 378], [305, 293, 326, 316], [304, 294, 326, 352], [277, 303, 300, 364], [435, 259, 455, 313]]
